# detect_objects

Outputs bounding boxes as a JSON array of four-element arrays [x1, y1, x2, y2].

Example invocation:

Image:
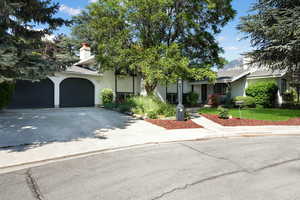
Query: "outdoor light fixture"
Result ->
[[176, 78, 185, 121]]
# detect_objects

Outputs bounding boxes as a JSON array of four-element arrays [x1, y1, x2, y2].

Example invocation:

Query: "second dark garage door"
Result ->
[[60, 78, 95, 107]]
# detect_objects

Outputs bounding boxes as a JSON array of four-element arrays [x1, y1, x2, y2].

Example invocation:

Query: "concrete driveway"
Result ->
[[0, 108, 132, 148], [1, 136, 300, 200]]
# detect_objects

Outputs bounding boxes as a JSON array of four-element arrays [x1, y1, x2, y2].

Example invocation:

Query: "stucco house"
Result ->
[[7, 44, 289, 109]]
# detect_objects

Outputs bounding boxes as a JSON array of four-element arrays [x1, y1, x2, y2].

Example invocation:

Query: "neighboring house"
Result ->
[[7, 44, 289, 109], [190, 58, 289, 106]]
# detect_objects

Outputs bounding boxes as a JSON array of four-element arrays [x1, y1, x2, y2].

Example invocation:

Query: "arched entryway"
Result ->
[[8, 78, 55, 109], [59, 78, 95, 107]]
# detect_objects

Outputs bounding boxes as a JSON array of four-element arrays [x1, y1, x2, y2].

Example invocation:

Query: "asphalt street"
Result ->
[[1, 136, 300, 200]]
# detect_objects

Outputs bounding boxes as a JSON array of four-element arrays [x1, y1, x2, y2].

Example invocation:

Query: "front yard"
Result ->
[[199, 108, 300, 121]]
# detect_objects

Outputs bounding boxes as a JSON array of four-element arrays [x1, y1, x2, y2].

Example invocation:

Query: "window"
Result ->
[[281, 79, 287, 94], [214, 83, 227, 95]]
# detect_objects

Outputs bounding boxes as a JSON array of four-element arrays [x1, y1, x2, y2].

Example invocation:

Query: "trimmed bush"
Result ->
[[0, 81, 15, 109], [186, 92, 199, 106], [128, 96, 176, 118], [101, 88, 114, 104], [217, 107, 229, 119], [233, 96, 256, 108], [246, 82, 278, 108]]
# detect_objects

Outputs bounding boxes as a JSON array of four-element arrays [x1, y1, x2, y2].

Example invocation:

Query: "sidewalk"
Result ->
[[1, 116, 300, 173]]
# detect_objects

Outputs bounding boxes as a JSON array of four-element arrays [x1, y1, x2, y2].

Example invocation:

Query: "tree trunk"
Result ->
[[144, 82, 157, 95]]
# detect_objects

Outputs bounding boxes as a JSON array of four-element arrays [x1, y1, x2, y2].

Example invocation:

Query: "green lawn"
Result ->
[[198, 108, 300, 121]]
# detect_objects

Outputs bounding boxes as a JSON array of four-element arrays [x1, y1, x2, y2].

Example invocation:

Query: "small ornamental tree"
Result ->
[[246, 82, 278, 108]]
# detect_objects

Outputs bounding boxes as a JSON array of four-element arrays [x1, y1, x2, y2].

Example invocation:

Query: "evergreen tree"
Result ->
[[0, 0, 71, 81], [238, 0, 300, 71]]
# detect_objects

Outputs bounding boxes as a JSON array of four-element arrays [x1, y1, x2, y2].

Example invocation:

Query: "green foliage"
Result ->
[[103, 102, 118, 110], [246, 82, 278, 108], [186, 92, 199, 106], [118, 102, 132, 113], [127, 96, 175, 118], [101, 88, 114, 104], [238, 0, 300, 71], [233, 96, 256, 108], [217, 107, 229, 119], [282, 91, 295, 102], [0, 0, 71, 81], [80, 0, 235, 94], [147, 110, 158, 119], [0, 81, 15, 109]]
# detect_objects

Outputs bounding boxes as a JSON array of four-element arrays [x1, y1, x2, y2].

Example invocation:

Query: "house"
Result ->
[[190, 58, 289, 106], [7, 44, 289, 109]]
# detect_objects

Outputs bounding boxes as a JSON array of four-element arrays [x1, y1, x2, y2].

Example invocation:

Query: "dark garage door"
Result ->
[[8, 78, 54, 109], [60, 78, 95, 107]]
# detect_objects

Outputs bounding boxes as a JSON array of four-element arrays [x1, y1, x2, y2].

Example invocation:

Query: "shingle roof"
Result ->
[[65, 65, 99, 76], [248, 68, 286, 78]]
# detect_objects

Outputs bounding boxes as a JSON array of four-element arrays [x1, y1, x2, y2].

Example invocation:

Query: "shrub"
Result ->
[[103, 102, 117, 110], [217, 107, 229, 119], [118, 103, 132, 113], [246, 82, 278, 108], [186, 92, 199, 106], [101, 88, 114, 104], [282, 92, 294, 102], [233, 96, 256, 108], [147, 110, 158, 119], [0, 81, 15, 109], [207, 94, 220, 107], [128, 95, 176, 118]]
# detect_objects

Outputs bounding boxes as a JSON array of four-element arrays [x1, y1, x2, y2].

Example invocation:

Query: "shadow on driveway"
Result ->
[[0, 108, 135, 152]]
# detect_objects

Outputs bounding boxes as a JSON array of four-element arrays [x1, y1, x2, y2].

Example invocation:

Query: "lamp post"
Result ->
[[176, 78, 185, 121]]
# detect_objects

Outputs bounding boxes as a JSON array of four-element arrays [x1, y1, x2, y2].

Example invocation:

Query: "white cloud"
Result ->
[[225, 46, 239, 51], [89, 0, 98, 2], [59, 4, 81, 16]]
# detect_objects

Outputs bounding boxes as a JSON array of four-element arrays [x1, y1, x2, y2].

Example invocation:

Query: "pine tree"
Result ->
[[0, 0, 71, 81], [238, 0, 300, 71]]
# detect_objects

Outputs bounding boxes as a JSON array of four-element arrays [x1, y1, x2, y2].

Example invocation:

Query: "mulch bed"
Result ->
[[202, 114, 300, 126], [145, 119, 203, 129]]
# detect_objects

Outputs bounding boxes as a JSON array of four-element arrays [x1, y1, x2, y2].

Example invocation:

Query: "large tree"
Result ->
[[0, 0, 71, 81], [238, 0, 300, 71], [81, 0, 235, 94]]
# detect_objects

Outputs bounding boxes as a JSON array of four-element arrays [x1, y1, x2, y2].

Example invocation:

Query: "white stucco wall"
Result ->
[[230, 77, 247, 98]]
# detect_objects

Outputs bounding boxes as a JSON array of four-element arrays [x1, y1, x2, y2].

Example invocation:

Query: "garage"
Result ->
[[8, 78, 55, 109], [60, 78, 95, 107]]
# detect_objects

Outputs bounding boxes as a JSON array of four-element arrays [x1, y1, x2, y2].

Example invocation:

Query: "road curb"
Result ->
[[1, 133, 300, 174]]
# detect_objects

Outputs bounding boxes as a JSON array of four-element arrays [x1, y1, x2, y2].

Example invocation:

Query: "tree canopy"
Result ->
[[238, 0, 300, 72], [0, 0, 72, 81], [75, 0, 235, 93]]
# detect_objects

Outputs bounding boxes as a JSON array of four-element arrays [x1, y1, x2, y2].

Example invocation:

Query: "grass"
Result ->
[[198, 107, 300, 121]]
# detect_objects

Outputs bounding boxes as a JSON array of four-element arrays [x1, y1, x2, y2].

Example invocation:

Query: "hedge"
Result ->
[[246, 81, 278, 108]]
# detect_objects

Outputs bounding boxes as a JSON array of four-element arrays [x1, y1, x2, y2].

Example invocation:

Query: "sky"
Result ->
[[52, 0, 256, 62]]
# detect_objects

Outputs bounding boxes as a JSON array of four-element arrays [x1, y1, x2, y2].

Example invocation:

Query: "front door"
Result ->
[[201, 84, 208, 103]]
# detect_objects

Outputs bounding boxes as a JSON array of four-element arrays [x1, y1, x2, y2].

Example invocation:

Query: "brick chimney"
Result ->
[[80, 42, 91, 60]]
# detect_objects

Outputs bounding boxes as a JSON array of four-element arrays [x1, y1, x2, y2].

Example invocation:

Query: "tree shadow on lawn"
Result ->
[[0, 108, 137, 152]]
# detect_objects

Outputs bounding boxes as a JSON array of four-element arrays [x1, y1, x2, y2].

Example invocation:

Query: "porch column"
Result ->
[[48, 76, 63, 108]]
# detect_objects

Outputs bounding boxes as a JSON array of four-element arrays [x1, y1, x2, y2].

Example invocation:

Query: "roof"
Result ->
[[190, 58, 287, 85], [74, 55, 96, 66], [248, 68, 286, 78], [65, 65, 99, 76]]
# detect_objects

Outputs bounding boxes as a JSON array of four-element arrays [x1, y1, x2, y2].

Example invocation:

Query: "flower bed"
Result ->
[[202, 114, 300, 126], [145, 119, 203, 129]]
